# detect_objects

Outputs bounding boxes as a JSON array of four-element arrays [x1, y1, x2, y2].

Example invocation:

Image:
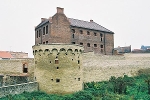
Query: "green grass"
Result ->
[[1, 73, 150, 100]]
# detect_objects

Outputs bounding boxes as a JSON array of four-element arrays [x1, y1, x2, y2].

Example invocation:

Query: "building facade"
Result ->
[[35, 7, 114, 55]]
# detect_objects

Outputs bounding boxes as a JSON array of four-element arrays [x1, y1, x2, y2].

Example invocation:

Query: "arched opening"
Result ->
[[23, 63, 28, 73]]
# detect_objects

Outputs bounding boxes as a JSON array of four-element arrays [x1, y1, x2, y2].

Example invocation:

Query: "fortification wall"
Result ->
[[0, 82, 38, 98], [0, 59, 34, 82], [33, 44, 84, 94], [83, 53, 150, 82]]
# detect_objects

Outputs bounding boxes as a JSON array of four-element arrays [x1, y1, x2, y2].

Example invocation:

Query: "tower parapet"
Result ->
[[32, 44, 84, 94]]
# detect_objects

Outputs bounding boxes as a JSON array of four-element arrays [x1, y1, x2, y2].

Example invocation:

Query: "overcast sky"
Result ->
[[0, 0, 150, 57]]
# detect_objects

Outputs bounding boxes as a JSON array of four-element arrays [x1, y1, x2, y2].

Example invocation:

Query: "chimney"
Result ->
[[90, 19, 93, 22], [41, 18, 47, 22], [57, 7, 64, 14]]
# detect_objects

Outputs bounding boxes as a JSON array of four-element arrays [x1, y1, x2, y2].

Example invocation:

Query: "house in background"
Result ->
[[0, 51, 28, 60], [0, 51, 12, 60], [114, 45, 131, 54]]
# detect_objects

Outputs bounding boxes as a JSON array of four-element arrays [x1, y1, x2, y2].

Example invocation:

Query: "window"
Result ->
[[87, 43, 90, 47], [36, 31, 38, 38], [72, 42, 75, 44], [94, 32, 97, 36], [72, 29, 75, 33], [100, 33, 103, 41], [43, 27, 45, 35], [100, 33, 103, 37], [56, 67, 59, 69], [39, 29, 41, 37], [100, 45, 103, 48], [55, 59, 59, 64], [43, 42, 45, 44], [78, 60, 80, 64], [87, 31, 90, 35], [78, 78, 80, 81], [101, 38, 103, 41], [94, 44, 97, 47], [80, 30, 83, 34], [46, 25, 48, 34], [80, 42, 83, 45], [56, 79, 60, 82], [72, 34, 74, 38], [46, 41, 48, 44], [23, 64, 28, 73]]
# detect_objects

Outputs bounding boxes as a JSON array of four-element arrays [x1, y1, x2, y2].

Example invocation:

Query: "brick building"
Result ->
[[35, 7, 114, 54]]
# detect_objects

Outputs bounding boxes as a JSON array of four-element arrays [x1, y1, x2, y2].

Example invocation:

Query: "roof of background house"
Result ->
[[35, 18, 114, 33], [0, 51, 13, 58]]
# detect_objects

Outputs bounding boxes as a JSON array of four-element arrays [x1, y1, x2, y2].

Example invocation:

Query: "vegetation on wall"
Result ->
[[1, 69, 150, 100]]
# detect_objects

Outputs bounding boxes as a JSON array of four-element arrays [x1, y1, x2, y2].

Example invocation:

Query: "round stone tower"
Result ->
[[32, 44, 84, 94]]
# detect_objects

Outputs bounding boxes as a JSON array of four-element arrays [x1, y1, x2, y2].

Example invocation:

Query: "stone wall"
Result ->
[[0, 59, 34, 82], [83, 53, 150, 82], [0, 82, 38, 98], [33, 44, 84, 94]]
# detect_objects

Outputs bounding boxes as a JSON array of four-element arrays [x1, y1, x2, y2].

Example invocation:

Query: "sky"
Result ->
[[0, 0, 150, 57]]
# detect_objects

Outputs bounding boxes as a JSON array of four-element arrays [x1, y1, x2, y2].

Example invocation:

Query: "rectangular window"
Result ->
[[56, 79, 60, 82], [46, 41, 48, 44], [94, 44, 97, 47], [94, 32, 97, 36], [78, 78, 80, 81], [80, 42, 83, 45], [23, 64, 28, 73], [72, 42, 75, 44], [101, 38, 103, 41], [46, 25, 48, 34], [101, 45, 103, 48], [39, 29, 41, 37], [36, 31, 38, 38], [43, 27, 45, 35], [55, 59, 59, 64], [87, 43, 90, 47], [87, 31, 90, 35], [80, 30, 83, 34], [78, 60, 80, 64]]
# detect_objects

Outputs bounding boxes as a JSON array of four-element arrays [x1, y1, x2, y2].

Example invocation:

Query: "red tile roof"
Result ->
[[0, 51, 13, 58]]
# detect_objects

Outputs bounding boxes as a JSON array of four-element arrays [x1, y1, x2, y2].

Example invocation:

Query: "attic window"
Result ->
[[80, 30, 83, 34], [72, 29, 75, 33], [87, 31, 90, 35], [100, 33, 103, 37]]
